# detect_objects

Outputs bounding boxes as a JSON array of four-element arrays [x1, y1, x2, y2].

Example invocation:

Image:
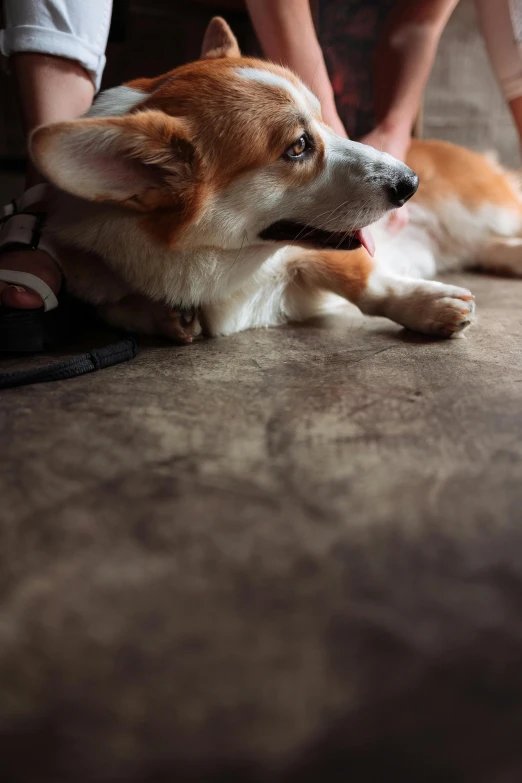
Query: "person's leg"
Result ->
[[474, 0, 522, 156], [0, 1, 112, 310]]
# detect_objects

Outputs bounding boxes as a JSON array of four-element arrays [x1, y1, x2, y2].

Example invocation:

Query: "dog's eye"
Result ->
[[284, 134, 311, 160]]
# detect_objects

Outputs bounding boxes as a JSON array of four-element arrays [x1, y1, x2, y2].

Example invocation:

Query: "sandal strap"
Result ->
[[0, 270, 58, 312], [0, 183, 50, 219], [0, 213, 58, 259]]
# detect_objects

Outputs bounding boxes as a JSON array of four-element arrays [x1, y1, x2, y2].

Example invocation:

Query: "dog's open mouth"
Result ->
[[259, 220, 375, 256]]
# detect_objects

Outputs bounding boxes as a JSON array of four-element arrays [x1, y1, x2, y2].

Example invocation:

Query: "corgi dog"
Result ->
[[29, 17, 522, 344]]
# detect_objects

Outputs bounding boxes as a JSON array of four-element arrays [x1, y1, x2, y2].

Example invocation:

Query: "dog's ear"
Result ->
[[201, 16, 240, 60], [30, 111, 197, 211]]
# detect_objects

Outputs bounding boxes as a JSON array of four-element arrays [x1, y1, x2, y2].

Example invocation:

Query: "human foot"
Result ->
[[0, 248, 61, 309]]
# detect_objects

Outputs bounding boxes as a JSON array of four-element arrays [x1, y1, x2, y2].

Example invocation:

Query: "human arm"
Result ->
[[361, 0, 460, 162], [245, 0, 347, 136], [360, 0, 459, 233]]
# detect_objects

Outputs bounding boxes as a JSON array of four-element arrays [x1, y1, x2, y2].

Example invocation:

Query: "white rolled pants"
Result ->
[[0, 0, 113, 92]]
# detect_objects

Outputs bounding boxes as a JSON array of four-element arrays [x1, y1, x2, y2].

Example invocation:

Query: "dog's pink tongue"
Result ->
[[356, 227, 375, 257]]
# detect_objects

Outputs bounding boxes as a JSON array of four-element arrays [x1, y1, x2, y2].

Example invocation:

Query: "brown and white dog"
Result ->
[[30, 17, 522, 343]]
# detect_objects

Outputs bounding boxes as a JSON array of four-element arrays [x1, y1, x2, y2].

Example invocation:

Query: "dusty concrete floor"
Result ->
[[2, 167, 522, 779]]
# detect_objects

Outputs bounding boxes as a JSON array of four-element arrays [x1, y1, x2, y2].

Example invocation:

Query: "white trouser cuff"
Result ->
[[0, 26, 106, 92]]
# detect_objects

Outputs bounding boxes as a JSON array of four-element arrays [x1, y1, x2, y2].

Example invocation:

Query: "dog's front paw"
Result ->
[[156, 307, 202, 344], [390, 281, 476, 338]]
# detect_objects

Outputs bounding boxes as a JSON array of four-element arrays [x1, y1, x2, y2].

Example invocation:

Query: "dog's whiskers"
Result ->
[[294, 200, 354, 243]]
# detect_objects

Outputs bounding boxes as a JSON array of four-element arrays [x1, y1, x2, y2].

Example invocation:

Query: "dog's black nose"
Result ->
[[387, 172, 419, 207]]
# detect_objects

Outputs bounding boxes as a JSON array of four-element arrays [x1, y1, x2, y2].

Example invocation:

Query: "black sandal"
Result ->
[[0, 184, 61, 352]]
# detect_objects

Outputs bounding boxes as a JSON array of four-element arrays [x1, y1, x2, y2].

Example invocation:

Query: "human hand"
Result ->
[[360, 126, 410, 162], [385, 203, 409, 235], [360, 126, 412, 235]]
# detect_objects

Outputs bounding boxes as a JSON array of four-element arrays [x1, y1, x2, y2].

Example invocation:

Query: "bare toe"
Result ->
[[0, 249, 61, 311], [0, 282, 43, 309]]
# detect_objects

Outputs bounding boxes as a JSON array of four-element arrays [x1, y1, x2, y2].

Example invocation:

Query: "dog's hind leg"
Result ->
[[473, 237, 522, 277], [98, 295, 201, 343]]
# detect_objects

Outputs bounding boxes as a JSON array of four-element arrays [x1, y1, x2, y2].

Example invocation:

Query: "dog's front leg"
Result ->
[[98, 294, 201, 343], [289, 249, 476, 338]]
